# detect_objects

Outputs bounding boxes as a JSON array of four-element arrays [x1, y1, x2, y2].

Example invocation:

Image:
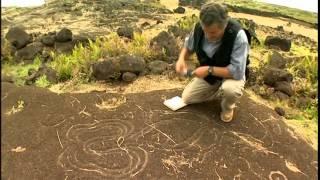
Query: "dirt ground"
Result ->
[[1, 82, 317, 179], [1, 1, 318, 179]]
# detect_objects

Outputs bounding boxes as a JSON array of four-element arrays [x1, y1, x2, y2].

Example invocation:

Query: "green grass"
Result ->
[[287, 98, 317, 123], [2, 56, 42, 86], [99, 33, 127, 57], [292, 56, 317, 84], [305, 105, 318, 122], [127, 32, 156, 58], [49, 32, 158, 82], [35, 75, 51, 88], [177, 15, 199, 32], [287, 44, 318, 96], [215, 0, 317, 25], [49, 53, 79, 81], [50, 37, 103, 81], [290, 43, 317, 56], [286, 44, 317, 70]]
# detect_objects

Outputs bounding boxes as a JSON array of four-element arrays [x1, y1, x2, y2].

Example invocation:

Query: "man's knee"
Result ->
[[221, 80, 244, 98], [181, 78, 208, 104], [182, 89, 194, 104]]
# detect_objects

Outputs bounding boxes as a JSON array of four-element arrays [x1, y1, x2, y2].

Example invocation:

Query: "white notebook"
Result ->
[[163, 96, 187, 111]]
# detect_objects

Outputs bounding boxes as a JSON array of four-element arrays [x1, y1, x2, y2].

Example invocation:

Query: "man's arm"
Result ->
[[176, 27, 196, 74], [176, 47, 193, 74], [192, 65, 232, 78], [209, 66, 233, 78], [178, 47, 193, 61], [226, 29, 249, 80]]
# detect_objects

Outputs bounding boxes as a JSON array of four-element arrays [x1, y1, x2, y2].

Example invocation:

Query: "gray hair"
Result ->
[[199, 2, 229, 28]]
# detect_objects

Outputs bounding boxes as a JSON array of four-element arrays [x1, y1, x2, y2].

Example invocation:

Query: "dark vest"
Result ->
[[193, 19, 250, 85]]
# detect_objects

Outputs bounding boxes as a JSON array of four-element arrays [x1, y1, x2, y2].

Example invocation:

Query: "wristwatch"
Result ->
[[208, 66, 214, 76]]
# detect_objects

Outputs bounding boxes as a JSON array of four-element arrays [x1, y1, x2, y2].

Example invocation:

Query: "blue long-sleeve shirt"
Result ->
[[184, 27, 249, 81]]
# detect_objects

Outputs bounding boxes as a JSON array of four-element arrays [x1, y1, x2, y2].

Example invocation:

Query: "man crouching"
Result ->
[[175, 2, 249, 122]]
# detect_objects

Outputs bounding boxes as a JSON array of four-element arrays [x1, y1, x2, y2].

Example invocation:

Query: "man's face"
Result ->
[[201, 23, 226, 42]]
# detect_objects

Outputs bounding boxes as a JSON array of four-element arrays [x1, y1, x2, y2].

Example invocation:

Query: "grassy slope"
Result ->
[[216, 0, 317, 25]]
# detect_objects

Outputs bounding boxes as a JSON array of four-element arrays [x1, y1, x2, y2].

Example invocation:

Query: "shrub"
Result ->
[[35, 75, 51, 88], [2, 56, 42, 86]]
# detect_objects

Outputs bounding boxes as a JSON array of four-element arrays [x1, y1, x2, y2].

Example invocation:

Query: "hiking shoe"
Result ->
[[220, 109, 234, 122]]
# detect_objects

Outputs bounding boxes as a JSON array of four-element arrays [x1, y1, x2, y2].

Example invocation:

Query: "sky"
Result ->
[[259, 0, 318, 13], [1, 0, 45, 7], [0, 0, 318, 13]]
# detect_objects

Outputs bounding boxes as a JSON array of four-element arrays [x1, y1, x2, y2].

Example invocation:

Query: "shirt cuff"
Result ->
[[183, 36, 189, 48]]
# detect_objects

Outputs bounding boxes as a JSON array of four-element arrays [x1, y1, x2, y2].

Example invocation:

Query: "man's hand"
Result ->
[[175, 59, 187, 75], [193, 66, 209, 78]]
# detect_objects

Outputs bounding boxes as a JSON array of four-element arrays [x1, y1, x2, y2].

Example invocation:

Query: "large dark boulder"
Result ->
[[269, 51, 286, 69], [150, 31, 179, 62], [92, 58, 121, 80], [55, 28, 73, 42], [117, 27, 134, 39], [271, 91, 290, 101], [73, 34, 94, 46], [264, 36, 291, 51], [15, 42, 43, 61], [274, 81, 294, 96], [54, 41, 76, 54], [5, 26, 31, 49], [118, 55, 146, 74], [148, 60, 169, 74], [263, 67, 293, 86], [122, 72, 137, 82], [173, 6, 185, 14], [41, 35, 55, 46]]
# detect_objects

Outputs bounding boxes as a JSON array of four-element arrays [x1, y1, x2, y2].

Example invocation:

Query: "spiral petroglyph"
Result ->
[[57, 109, 218, 178], [268, 171, 288, 180], [58, 145, 148, 178], [58, 119, 148, 178]]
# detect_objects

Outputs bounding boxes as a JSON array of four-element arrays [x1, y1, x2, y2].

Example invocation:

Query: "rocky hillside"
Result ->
[[179, 0, 318, 28]]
